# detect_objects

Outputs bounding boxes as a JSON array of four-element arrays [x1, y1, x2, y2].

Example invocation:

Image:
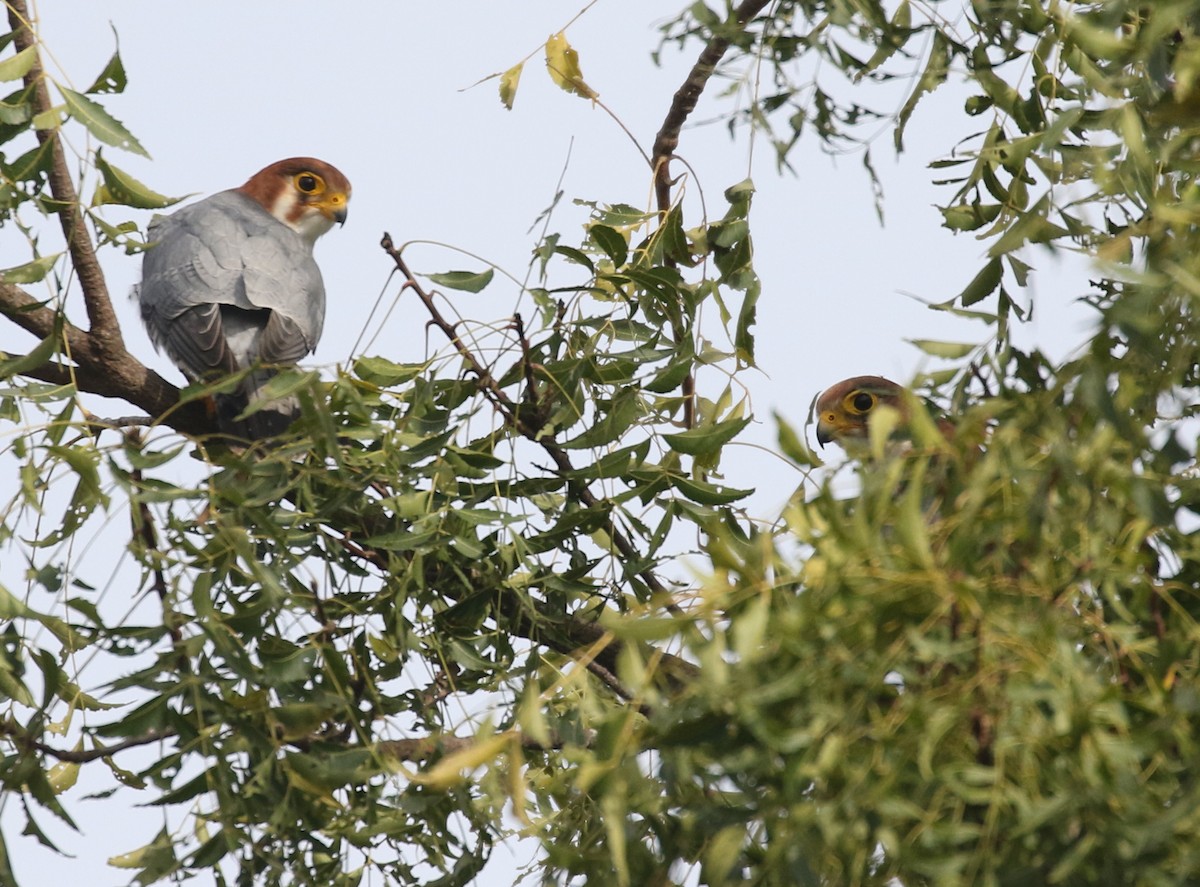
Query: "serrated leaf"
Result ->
[[664, 416, 750, 456], [58, 85, 148, 157], [93, 153, 180, 209], [895, 30, 949, 151], [545, 32, 598, 100], [0, 46, 37, 82], [958, 256, 1003, 306], [0, 252, 62, 284], [85, 44, 127, 95], [426, 268, 494, 293], [499, 61, 523, 110]]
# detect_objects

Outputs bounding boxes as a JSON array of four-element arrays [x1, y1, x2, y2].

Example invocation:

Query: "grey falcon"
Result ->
[[137, 157, 351, 440]]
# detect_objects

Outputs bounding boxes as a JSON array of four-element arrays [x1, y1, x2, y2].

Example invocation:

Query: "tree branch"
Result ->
[[650, 0, 773, 429], [381, 234, 683, 615], [7, 0, 123, 354], [0, 719, 174, 763]]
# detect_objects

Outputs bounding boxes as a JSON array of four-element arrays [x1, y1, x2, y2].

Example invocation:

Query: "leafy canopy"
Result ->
[[1, 2, 1200, 886]]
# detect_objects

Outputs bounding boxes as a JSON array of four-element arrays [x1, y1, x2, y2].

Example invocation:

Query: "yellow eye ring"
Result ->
[[846, 391, 875, 414], [294, 172, 325, 194]]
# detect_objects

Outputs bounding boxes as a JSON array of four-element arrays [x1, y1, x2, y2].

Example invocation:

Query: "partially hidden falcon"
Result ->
[[814, 375, 955, 450], [138, 157, 351, 440]]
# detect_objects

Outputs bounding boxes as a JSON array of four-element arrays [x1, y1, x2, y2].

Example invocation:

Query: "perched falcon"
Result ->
[[138, 157, 351, 440], [813, 374, 959, 452], [814, 375, 908, 448]]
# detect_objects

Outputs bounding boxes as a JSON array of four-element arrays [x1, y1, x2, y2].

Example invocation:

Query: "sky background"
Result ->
[[0, 1, 1096, 883]]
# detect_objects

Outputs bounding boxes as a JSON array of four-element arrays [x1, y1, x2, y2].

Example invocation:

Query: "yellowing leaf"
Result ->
[[499, 61, 523, 110], [421, 732, 512, 789], [545, 32, 597, 100], [49, 756, 81, 794]]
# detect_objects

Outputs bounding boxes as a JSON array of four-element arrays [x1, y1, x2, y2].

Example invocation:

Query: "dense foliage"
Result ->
[[2, 1, 1199, 885]]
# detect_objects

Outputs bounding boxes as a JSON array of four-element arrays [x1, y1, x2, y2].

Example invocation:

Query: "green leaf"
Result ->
[[958, 256, 1003, 306], [93, 152, 181, 209], [0, 330, 59, 380], [0, 46, 37, 82], [426, 268, 494, 293], [940, 202, 1002, 232], [589, 224, 628, 267], [671, 475, 752, 505], [664, 416, 750, 456], [58, 85, 148, 157], [354, 355, 428, 387], [895, 30, 950, 151], [906, 338, 977, 359], [0, 252, 62, 284], [85, 45, 127, 95]]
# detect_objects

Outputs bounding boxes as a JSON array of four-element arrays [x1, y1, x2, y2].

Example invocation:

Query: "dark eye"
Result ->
[[851, 392, 874, 412], [296, 173, 319, 193]]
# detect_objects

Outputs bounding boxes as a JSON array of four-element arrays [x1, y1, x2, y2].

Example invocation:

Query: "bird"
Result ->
[[814, 375, 908, 449], [137, 157, 351, 441], [813, 375, 956, 452]]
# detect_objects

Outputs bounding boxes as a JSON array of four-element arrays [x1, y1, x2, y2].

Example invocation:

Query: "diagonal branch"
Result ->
[[650, 0, 773, 429], [651, 0, 773, 212], [7, 0, 123, 354], [381, 234, 682, 615]]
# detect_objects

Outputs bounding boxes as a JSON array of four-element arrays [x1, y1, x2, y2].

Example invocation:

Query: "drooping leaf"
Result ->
[[545, 32, 598, 100], [499, 61, 523, 110]]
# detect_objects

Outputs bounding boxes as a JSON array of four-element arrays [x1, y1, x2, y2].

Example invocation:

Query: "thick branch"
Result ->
[[7, 0, 123, 353]]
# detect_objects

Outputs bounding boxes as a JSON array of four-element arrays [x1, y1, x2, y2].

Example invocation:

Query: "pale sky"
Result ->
[[0, 2, 1095, 883]]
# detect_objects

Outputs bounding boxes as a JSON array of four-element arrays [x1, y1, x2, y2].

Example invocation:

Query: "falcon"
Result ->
[[814, 375, 908, 448], [138, 157, 351, 440], [814, 375, 956, 451]]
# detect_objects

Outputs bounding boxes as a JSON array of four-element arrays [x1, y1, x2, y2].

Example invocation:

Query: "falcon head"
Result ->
[[813, 375, 906, 448], [238, 157, 352, 244]]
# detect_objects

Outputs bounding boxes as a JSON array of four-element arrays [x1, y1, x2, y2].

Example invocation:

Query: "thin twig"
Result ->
[[0, 720, 174, 763]]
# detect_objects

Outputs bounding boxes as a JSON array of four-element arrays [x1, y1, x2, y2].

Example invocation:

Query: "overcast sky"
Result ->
[[0, 2, 1096, 883]]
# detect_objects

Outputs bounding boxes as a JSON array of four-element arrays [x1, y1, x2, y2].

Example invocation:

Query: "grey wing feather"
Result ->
[[139, 190, 325, 381]]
